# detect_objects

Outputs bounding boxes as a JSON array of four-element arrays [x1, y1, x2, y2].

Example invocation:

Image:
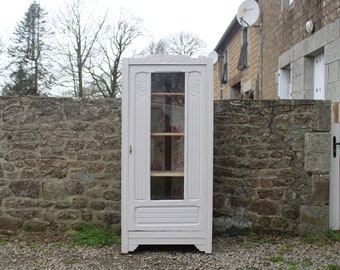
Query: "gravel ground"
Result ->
[[0, 234, 339, 269]]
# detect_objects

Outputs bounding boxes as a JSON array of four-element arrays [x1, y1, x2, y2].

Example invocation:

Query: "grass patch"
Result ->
[[240, 242, 252, 249], [73, 223, 120, 246], [301, 230, 340, 245], [327, 230, 340, 241], [328, 265, 340, 270], [268, 256, 284, 263], [254, 236, 269, 244], [286, 260, 298, 267], [0, 238, 7, 245], [277, 247, 293, 255], [301, 233, 329, 245]]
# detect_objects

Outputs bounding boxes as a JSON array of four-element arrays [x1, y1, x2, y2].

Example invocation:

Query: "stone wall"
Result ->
[[0, 97, 331, 235], [0, 97, 121, 234], [214, 99, 331, 234]]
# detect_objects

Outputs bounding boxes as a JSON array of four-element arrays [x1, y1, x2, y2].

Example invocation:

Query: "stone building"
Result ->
[[214, 16, 261, 100], [214, 0, 340, 101], [213, 0, 340, 232]]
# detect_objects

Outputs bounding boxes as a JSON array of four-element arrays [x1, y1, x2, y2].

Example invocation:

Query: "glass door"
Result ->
[[150, 72, 185, 200]]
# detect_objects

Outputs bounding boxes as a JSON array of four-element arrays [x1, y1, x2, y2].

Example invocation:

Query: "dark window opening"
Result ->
[[238, 28, 248, 71], [221, 50, 228, 84], [231, 82, 241, 99]]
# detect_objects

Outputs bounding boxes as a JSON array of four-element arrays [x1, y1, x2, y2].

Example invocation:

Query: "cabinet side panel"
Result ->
[[121, 59, 130, 253]]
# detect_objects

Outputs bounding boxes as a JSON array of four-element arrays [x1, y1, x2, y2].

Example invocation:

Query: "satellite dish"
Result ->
[[236, 0, 260, 27], [207, 51, 218, 64]]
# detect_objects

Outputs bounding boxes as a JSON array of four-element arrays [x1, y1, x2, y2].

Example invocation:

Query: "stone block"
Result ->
[[304, 133, 331, 172], [0, 216, 23, 232], [3, 105, 25, 124], [71, 198, 88, 209], [312, 174, 329, 202], [65, 181, 84, 196], [312, 101, 331, 131], [282, 204, 299, 219], [24, 220, 50, 232], [258, 189, 284, 200], [42, 180, 84, 199], [0, 188, 10, 200], [42, 181, 67, 199], [103, 189, 121, 201], [325, 39, 340, 64], [103, 212, 120, 224], [300, 205, 329, 233], [57, 211, 79, 220], [270, 217, 290, 231], [38, 157, 68, 178], [65, 140, 86, 152], [327, 19, 340, 43], [328, 61, 339, 83], [304, 28, 328, 56], [90, 201, 106, 210], [328, 81, 340, 102], [9, 181, 40, 198], [249, 200, 278, 216]]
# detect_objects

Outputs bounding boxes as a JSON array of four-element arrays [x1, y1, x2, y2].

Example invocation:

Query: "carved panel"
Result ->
[[187, 71, 201, 199]]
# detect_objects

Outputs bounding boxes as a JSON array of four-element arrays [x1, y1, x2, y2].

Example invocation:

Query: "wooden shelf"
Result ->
[[151, 132, 184, 136], [151, 171, 184, 177]]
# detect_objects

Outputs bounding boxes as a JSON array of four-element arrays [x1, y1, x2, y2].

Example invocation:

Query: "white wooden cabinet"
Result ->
[[121, 55, 213, 253]]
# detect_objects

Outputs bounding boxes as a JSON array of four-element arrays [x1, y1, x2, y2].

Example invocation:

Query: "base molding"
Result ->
[[121, 231, 211, 254]]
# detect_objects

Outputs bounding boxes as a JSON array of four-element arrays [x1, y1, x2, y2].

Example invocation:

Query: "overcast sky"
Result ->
[[0, 0, 244, 56]]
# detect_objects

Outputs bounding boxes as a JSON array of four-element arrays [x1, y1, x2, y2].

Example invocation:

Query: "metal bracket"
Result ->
[[333, 136, 340, 158]]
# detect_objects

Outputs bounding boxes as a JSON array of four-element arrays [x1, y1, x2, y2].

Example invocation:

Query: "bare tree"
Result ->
[[140, 31, 206, 57], [86, 9, 143, 98], [166, 31, 206, 56], [54, 0, 106, 97], [138, 39, 167, 57]]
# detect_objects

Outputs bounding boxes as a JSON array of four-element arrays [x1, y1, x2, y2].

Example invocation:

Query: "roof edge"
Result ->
[[214, 16, 240, 53]]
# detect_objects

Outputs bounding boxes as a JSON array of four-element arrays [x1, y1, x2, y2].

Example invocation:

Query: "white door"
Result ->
[[278, 66, 291, 99], [121, 58, 213, 253], [314, 53, 325, 100], [330, 123, 340, 230]]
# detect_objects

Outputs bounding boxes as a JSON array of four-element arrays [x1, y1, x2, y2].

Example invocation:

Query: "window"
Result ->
[[231, 82, 241, 99], [237, 28, 248, 71], [278, 65, 291, 99], [221, 50, 228, 84]]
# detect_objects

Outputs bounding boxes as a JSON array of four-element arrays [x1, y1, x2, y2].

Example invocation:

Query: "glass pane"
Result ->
[[151, 136, 184, 172], [151, 73, 184, 93], [151, 95, 184, 133], [151, 177, 184, 200], [150, 72, 185, 201]]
